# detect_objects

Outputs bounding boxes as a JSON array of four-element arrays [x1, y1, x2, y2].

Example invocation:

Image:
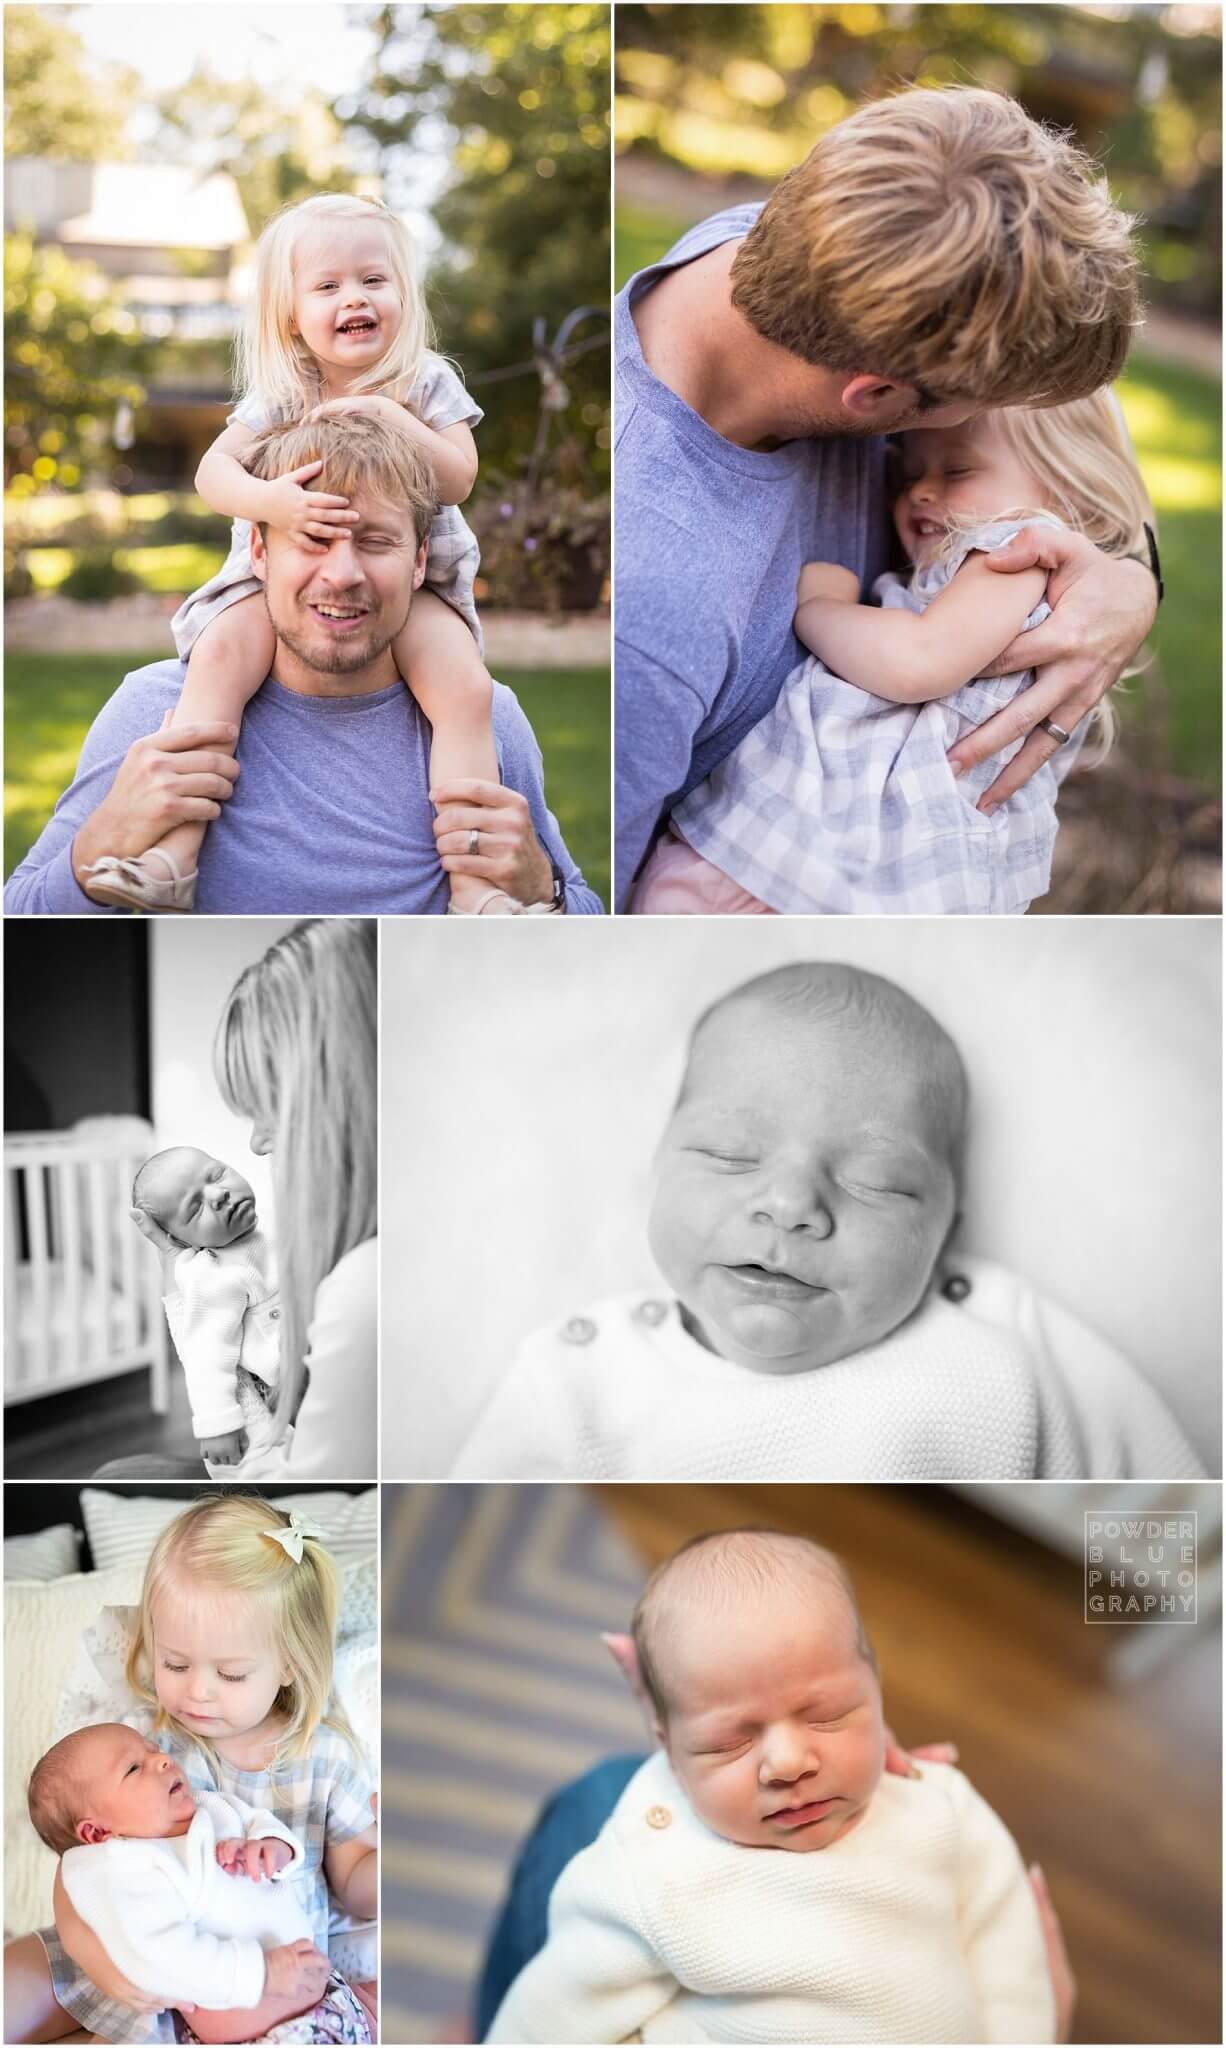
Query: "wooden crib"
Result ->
[[4, 1125, 169, 1410]]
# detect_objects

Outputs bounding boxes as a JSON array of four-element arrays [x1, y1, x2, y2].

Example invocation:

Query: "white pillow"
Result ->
[[4, 1522, 81, 1581], [5, 1563, 146, 1938], [81, 1487, 376, 1570]]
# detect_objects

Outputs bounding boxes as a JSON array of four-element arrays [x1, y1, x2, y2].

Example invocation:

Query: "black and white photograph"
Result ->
[[5, 918, 377, 1481], [381, 918, 1219, 1483]]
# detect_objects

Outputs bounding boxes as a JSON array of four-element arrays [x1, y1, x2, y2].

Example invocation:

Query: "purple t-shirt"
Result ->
[[5, 661, 602, 915], [614, 206, 894, 906]]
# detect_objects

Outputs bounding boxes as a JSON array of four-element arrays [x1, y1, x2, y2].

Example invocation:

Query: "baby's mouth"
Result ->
[[721, 1263, 829, 1299]]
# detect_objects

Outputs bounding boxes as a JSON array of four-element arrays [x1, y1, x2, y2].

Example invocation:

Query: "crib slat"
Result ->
[[61, 1157, 85, 1377], [4, 1165, 21, 1393], [119, 1153, 140, 1351], [89, 1157, 112, 1368], [26, 1162, 53, 1392]]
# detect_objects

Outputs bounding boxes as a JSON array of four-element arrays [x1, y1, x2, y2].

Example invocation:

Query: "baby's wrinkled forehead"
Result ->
[[673, 963, 966, 1164]]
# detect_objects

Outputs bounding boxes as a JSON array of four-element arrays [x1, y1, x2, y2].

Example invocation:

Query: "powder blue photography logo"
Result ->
[[1084, 1513, 1197, 1623]]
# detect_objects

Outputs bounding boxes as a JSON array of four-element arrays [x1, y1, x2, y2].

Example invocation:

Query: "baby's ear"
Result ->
[[76, 1819, 112, 1846], [600, 1631, 641, 1692]]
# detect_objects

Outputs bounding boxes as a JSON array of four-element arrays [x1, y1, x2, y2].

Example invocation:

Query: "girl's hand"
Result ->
[[262, 463, 359, 554], [263, 1941, 331, 2005]]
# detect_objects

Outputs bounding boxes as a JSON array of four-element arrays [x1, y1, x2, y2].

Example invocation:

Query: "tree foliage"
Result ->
[[148, 68, 362, 241], [4, 233, 150, 492], [340, 4, 611, 489], [4, 4, 137, 162]]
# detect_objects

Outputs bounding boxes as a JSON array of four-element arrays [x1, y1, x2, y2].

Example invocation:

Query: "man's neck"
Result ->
[[268, 644, 400, 698], [632, 240, 853, 450]]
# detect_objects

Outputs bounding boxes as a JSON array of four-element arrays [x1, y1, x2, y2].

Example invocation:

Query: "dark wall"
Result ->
[[3, 1484, 373, 1568], [5, 922, 150, 1131]]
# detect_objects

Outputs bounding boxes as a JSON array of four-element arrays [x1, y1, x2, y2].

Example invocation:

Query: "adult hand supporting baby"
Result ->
[[947, 530, 1155, 810], [431, 778, 556, 908], [52, 1864, 186, 2018], [72, 714, 240, 880], [128, 1205, 182, 1293]]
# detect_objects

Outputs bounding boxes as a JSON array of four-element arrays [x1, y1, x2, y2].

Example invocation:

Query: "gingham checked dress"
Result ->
[[171, 353, 484, 659], [673, 516, 1084, 915]]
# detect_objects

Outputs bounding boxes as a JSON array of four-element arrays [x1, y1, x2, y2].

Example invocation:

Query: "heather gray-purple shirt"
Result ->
[[614, 206, 894, 907], [4, 661, 602, 915]]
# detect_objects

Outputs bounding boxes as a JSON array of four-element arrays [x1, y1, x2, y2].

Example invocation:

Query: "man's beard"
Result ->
[[264, 589, 410, 675]]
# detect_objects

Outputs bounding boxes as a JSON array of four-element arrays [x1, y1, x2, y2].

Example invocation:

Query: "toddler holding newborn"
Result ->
[[488, 1529, 1055, 2044], [453, 962, 1203, 1483], [28, 1723, 330, 2037], [131, 1147, 281, 1468]]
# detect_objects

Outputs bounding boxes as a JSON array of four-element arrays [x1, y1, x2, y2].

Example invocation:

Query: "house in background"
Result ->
[[6, 158, 250, 487]]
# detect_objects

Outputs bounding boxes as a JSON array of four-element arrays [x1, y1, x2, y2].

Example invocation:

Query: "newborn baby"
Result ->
[[131, 1147, 281, 1468], [28, 1724, 328, 2035], [489, 1529, 1056, 2044], [454, 963, 1203, 1482]]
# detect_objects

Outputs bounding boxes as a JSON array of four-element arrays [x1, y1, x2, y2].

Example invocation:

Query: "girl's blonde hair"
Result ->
[[914, 388, 1152, 756], [214, 919, 376, 1443], [126, 1494, 360, 1765], [731, 86, 1140, 407], [238, 192, 434, 419]]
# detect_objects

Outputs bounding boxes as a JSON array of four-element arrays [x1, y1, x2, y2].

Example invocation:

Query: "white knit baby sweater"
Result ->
[[487, 1753, 1055, 2045], [165, 1228, 280, 1439], [60, 1788, 310, 2012], [452, 1256, 1204, 1482]]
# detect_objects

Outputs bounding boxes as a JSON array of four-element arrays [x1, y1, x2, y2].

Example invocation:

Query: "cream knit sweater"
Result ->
[[487, 1754, 1056, 2045], [453, 1256, 1204, 1482], [166, 1228, 280, 1440]]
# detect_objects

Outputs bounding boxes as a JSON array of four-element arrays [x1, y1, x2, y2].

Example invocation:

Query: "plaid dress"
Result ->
[[40, 1723, 375, 2045], [171, 351, 484, 658], [674, 517, 1084, 915]]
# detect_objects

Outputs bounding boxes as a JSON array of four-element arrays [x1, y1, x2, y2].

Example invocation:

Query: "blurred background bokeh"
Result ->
[[4, 2, 611, 904], [382, 1481, 1222, 2044], [614, 2, 1222, 914]]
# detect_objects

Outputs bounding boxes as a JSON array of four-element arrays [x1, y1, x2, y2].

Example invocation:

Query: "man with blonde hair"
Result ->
[[7, 410, 601, 914], [615, 85, 1159, 908]]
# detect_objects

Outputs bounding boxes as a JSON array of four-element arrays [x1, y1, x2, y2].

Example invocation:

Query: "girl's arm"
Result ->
[[323, 1825, 377, 1920], [196, 421, 357, 548], [313, 395, 478, 505], [796, 551, 1049, 706]]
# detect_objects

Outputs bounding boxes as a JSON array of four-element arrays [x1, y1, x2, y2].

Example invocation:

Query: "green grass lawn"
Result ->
[[616, 199, 1221, 792], [4, 655, 611, 908]]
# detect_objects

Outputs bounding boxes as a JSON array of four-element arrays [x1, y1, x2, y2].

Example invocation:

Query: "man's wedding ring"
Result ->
[[1039, 717, 1071, 746], [468, 827, 480, 855]]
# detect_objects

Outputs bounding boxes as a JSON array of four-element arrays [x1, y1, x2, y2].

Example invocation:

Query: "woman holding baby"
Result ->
[[96, 918, 377, 1484]]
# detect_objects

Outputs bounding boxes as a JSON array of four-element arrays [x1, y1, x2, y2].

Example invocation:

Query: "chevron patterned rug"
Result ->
[[381, 1485, 650, 2043]]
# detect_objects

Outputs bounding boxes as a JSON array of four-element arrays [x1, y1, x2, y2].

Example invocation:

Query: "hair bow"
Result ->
[[262, 1510, 329, 1563]]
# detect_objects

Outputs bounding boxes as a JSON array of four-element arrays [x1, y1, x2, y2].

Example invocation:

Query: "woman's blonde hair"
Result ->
[[237, 192, 434, 419], [126, 1494, 360, 1765], [214, 919, 376, 1442], [730, 86, 1141, 407]]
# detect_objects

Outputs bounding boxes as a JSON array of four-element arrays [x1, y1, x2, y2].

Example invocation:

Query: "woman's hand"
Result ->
[[128, 1207, 182, 1293], [881, 1724, 960, 1779], [1029, 1862, 1076, 2043], [949, 529, 1156, 808], [261, 463, 359, 556], [53, 1866, 183, 2017]]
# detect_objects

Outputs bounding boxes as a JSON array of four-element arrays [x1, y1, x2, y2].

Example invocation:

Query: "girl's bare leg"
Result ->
[[155, 593, 277, 876], [3, 1934, 77, 2043], [176, 1983, 315, 2044], [393, 589, 506, 913]]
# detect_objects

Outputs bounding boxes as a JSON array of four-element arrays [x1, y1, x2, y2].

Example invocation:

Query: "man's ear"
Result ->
[[839, 374, 916, 425], [411, 539, 428, 591], [249, 524, 269, 585], [76, 1819, 113, 1846]]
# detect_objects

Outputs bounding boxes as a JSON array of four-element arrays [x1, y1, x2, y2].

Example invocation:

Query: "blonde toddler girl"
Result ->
[[82, 192, 507, 915], [635, 390, 1151, 916], [12, 1497, 376, 2044]]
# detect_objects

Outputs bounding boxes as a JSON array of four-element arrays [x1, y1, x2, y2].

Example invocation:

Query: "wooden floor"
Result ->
[[4, 1363, 199, 1479], [599, 1484, 1222, 2047]]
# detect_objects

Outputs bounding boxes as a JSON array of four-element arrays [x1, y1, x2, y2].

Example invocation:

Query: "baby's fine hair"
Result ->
[[632, 1529, 878, 1728], [28, 1729, 94, 1855], [682, 961, 968, 1175], [241, 410, 439, 550], [238, 191, 434, 421], [730, 86, 1139, 408], [127, 1493, 356, 1766], [131, 1147, 197, 1232]]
